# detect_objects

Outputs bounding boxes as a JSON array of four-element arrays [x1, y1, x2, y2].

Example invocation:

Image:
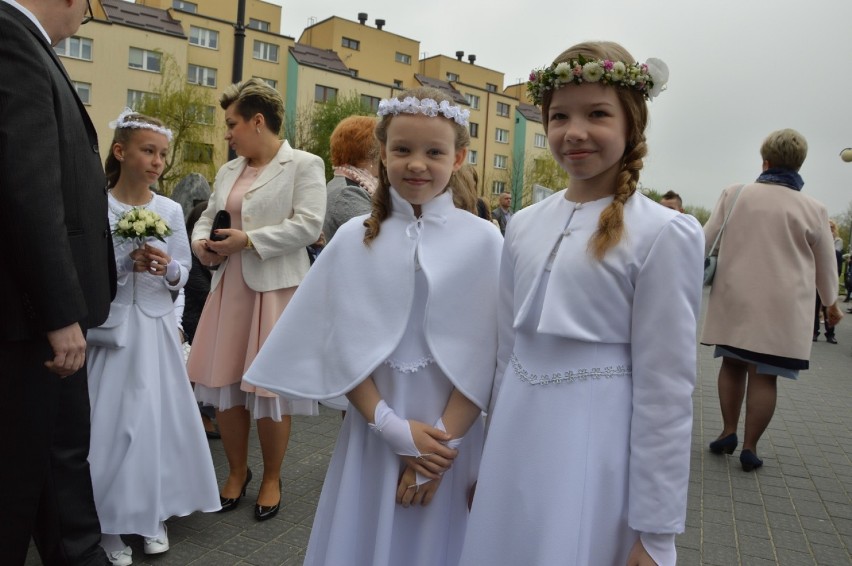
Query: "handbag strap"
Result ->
[[708, 184, 745, 256]]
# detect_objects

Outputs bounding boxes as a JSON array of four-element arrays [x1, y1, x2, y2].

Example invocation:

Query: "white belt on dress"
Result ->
[[510, 353, 631, 386]]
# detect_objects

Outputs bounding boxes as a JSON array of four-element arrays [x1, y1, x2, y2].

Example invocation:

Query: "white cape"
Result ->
[[244, 189, 503, 411]]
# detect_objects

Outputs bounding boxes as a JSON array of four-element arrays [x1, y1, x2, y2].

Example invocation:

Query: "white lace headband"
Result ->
[[376, 97, 470, 126], [108, 107, 174, 142]]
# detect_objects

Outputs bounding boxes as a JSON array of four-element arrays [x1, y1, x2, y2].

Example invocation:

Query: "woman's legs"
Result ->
[[717, 356, 748, 437], [255, 415, 291, 506], [742, 370, 778, 454], [216, 405, 252, 498]]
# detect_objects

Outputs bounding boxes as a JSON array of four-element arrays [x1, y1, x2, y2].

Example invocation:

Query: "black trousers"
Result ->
[[0, 338, 108, 565], [814, 295, 835, 338]]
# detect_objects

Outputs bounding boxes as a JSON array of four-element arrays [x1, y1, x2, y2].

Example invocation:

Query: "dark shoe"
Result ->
[[218, 468, 252, 512], [205, 427, 221, 440], [709, 433, 738, 455], [254, 479, 282, 521], [740, 449, 763, 472], [826, 335, 838, 344], [813, 333, 819, 342]]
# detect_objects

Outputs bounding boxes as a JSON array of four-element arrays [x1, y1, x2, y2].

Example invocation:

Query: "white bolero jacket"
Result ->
[[495, 190, 705, 537], [245, 189, 503, 411], [193, 140, 326, 292]]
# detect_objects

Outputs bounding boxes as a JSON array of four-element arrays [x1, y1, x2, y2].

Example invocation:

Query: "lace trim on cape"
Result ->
[[384, 356, 435, 374]]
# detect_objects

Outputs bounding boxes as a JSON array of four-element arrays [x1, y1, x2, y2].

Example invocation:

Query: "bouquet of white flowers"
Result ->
[[113, 207, 172, 245]]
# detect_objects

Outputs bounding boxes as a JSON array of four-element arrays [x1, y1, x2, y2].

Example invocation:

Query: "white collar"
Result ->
[[2, 0, 51, 44]]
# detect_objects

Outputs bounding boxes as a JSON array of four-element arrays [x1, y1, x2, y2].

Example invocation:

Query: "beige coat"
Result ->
[[193, 140, 326, 292], [701, 182, 838, 361]]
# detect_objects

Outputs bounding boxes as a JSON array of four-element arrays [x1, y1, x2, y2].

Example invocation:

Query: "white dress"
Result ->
[[460, 192, 705, 566], [304, 267, 484, 566], [87, 193, 220, 538]]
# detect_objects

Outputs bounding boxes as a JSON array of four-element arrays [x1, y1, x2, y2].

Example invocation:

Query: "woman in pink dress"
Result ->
[[188, 78, 326, 521]]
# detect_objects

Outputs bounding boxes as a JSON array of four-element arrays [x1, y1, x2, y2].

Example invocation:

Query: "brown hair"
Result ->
[[760, 128, 808, 171], [330, 116, 379, 167], [104, 112, 168, 188], [451, 163, 478, 213], [363, 86, 471, 244], [541, 41, 649, 260], [219, 78, 284, 135]]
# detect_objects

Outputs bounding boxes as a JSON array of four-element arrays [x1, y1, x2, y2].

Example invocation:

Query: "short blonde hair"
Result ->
[[760, 129, 808, 171], [220, 78, 284, 135]]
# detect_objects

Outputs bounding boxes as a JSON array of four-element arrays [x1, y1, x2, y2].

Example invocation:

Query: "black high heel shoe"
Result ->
[[740, 450, 763, 472], [709, 433, 738, 455], [218, 468, 252, 512], [254, 479, 282, 521]]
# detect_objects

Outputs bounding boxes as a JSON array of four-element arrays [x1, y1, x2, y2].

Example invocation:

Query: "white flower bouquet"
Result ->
[[113, 207, 172, 245]]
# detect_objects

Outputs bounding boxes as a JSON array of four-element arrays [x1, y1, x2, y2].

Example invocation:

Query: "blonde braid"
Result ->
[[588, 138, 646, 259]]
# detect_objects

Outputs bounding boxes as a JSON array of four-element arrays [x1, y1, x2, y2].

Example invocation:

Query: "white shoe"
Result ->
[[106, 546, 132, 566], [143, 524, 169, 555]]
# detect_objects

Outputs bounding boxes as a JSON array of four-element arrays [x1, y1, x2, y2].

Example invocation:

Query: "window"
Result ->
[[189, 26, 218, 49], [534, 133, 547, 148], [496, 102, 511, 117], [465, 93, 480, 110], [190, 104, 216, 125], [129, 47, 161, 72], [393, 79, 403, 88], [73, 81, 91, 104], [248, 18, 270, 31], [342, 37, 360, 50], [361, 94, 381, 112], [486, 83, 497, 93], [395, 52, 411, 65], [315, 85, 338, 103], [253, 40, 279, 63], [187, 64, 217, 87], [494, 154, 508, 169], [172, 0, 197, 12], [55, 36, 92, 60], [183, 142, 213, 163], [349, 69, 359, 78], [495, 128, 509, 143], [492, 180, 506, 194], [254, 76, 277, 89], [447, 72, 459, 81], [469, 122, 479, 138], [467, 150, 478, 164], [126, 89, 158, 109]]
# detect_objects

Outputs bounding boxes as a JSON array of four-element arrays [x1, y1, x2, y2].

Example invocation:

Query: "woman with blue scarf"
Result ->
[[701, 129, 842, 472]]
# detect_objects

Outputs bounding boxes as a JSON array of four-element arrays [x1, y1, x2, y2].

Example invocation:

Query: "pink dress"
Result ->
[[188, 164, 317, 420]]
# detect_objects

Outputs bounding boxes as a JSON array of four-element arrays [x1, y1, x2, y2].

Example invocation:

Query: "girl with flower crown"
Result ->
[[458, 42, 704, 566], [244, 86, 503, 566], [86, 109, 219, 565]]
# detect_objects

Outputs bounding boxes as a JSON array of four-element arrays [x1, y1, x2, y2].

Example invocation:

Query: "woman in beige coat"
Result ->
[[188, 79, 326, 520], [702, 129, 842, 472]]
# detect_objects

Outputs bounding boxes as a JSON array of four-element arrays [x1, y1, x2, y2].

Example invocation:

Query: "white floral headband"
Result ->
[[527, 56, 669, 105], [376, 97, 471, 126], [108, 107, 173, 142]]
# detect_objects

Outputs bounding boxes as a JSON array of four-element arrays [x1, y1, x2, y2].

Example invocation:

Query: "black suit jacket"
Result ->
[[0, 4, 116, 341]]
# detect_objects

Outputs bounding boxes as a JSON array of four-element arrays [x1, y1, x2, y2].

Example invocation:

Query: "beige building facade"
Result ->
[[59, 2, 548, 204]]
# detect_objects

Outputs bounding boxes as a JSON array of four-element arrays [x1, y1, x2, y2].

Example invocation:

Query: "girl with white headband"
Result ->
[[86, 109, 219, 565], [459, 41, 704, 566], [244, 86, 503, 566]]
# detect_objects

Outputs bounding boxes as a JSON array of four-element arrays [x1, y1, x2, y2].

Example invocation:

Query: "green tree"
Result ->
[[132, 54, 218, 195], [832, 200, 852, 252], [683, 205, 711, 225], [291, 93, 374, 180]]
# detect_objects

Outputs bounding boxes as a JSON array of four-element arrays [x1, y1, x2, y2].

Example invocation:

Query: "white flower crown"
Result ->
[[376, 97, 470, 126], [527, 56, 669, 105], [109, 107, 174, 142]]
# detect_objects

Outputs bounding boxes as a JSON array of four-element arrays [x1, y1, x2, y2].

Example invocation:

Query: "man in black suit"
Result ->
[[0, 1, 116, 563]]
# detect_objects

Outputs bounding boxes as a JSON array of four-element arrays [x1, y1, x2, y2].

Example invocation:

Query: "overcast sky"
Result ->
[[269, 0, 852, 216]]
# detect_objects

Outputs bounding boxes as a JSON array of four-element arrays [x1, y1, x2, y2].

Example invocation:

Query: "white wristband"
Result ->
[[165, 259, 180, 281], [368, 400, 419, 456]]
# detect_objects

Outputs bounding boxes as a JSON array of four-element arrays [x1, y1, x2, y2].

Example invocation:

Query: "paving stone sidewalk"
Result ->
[[27, 291, 852, 565]]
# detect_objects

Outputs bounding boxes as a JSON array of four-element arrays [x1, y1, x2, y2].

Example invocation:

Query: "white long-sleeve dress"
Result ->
[[459, 192, 704, 566], [245, 189, 503, 566], [87, 192, 220, 538]]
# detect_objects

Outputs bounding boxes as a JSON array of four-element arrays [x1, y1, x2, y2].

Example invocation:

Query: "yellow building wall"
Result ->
[[298, 17, 420, 88], [140, 0, 282, 33], [419, 55, 504, 90]]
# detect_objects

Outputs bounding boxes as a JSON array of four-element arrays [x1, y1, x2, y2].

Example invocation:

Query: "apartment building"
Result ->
[[57, 2, 548, 202]]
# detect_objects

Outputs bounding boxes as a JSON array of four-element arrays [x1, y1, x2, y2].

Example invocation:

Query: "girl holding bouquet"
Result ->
[[86, 109, 219, 565]]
